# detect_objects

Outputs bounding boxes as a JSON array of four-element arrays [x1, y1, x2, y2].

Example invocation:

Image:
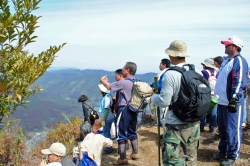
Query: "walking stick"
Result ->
[[154, 76, 161, 166]]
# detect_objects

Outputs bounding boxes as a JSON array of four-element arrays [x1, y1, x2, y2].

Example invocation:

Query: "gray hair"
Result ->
[[80, 122, 92, 134]]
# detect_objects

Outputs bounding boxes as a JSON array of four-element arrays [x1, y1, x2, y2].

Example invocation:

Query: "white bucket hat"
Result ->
[[98, 84, 110, 93], [201, 58, 216, 69], [41, 142, 66, 156], [165, 40, 190, 57], [221, 36, 243, 48]]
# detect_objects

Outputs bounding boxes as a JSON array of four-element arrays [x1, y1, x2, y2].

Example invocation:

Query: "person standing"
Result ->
[[98, 84, 114, 153], [157, 58, 171, 93], [200, 58, 218, 132], [78, 94, 95, 125], [151, 40, 201, 166], [113, 69, 124, 113], [214, 36, 249, 166], [100, 62, 138, 165]]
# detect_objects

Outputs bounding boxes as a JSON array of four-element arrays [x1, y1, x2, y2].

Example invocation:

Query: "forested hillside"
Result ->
[[10, 68, 157, 131]]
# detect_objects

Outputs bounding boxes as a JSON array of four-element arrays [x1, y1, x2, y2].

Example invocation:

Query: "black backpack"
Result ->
[[169, 64, 211, 122]]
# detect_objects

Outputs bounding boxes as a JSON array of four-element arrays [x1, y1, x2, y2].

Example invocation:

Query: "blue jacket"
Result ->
[[215, 53, 248, 105]]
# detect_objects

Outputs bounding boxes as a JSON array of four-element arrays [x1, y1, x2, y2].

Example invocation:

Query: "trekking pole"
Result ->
[[154, 76, 161, 166]]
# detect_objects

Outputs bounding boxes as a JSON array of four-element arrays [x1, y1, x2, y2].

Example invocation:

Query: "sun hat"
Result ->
[[41, 142, 66, 156], [201, 58, 216, 69], [98, 84, 110, 93], [165, 40, 190, 57], [221, 36, 243, 48]]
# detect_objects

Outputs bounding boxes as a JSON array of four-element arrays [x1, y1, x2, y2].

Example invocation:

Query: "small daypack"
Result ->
[[206, 70, 217, 89], [73, 153, 97, 166], [169, 64, 211, 122], [126, 78, 154, 112]]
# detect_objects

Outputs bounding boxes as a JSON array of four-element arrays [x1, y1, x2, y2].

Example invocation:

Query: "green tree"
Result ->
[[0, 0, 66, 124]]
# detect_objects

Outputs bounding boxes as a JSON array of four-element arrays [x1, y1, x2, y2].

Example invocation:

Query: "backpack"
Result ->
[[168, 64, 211, 122], [126, 78, 154, 112], [206, 70, 217, 89], [73, 153, 97, 166]]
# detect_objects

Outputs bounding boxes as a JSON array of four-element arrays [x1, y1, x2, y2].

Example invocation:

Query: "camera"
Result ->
[[43, 157, 48, 163]]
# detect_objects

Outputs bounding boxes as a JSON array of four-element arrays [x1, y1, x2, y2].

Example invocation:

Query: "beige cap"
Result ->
[[165, 40, 190, 57], [41, 142, 66, 156]]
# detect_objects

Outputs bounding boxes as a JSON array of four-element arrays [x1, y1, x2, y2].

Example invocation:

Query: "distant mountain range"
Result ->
[[10, 68, 157, 132]]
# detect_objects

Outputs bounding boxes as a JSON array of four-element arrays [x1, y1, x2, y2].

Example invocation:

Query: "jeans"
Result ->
[[200, 104, 218, 132], [102, 118, 113, 151]]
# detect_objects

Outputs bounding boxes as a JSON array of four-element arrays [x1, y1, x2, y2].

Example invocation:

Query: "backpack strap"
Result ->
[[121, 78, 136, 103], [206, 69, 216, 76], [82, 102, 95, 112]]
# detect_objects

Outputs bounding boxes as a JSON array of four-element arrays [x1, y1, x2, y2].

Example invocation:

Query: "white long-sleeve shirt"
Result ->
[[74, 133, 113, 166]]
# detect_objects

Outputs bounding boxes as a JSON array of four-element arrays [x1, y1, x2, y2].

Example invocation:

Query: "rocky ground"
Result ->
[[101, 124, 250, 166]]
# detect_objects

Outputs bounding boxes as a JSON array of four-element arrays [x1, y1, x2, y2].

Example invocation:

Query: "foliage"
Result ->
[[31, 117, 82, 162], [0, 0, 66, 123], [0, 120, 28, 166]]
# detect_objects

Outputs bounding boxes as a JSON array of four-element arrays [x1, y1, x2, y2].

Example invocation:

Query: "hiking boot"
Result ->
[[129, 153, 140, 160], [221, 159, 235, 166], [213, 152, 226, 160], [113, 158, 128, 165]]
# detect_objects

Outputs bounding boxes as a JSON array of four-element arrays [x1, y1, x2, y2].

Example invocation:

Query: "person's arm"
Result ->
[[100, 75, 111, 90], [152, 72, 175, 108], [230, 57, 245, 100], [102, 137, 113, 147]]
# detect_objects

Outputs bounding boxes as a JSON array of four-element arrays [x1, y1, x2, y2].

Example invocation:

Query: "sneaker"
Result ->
[[113, 158, 128, 165], [129, 153, 140, 160], [221, 158, 235, 166], [242, 123, 246, 128], [213, 152, 226, 160]]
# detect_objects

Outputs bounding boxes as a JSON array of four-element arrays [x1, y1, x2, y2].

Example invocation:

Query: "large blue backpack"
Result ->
[[73, 153, 97, 166]]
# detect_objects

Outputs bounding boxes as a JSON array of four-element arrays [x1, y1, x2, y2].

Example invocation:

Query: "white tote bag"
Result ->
[[110, 122, 116, 139]]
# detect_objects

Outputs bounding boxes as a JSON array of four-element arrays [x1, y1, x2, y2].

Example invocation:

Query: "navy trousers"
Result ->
[[116, 106, 138, 143], [217, 102, 243, 159]]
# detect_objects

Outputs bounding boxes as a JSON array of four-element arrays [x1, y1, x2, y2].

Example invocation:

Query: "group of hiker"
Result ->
[[40, 36, 249, 166]]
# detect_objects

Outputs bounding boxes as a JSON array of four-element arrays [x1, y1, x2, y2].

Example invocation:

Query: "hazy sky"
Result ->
[[25, 0, 250, 73]]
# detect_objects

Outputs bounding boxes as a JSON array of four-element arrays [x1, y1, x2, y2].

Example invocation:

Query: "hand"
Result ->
[[101, 120, 106, 127], [39, 159, 47, 166], [228, 98, 237, 113], [100, 75, 108, 82], [150, 94, 158, 107]]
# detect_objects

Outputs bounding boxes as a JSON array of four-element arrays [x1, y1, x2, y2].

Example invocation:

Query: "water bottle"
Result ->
[[207, 95, 219, 114]]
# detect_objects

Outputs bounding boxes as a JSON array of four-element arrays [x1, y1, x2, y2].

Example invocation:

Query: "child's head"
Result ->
[[78, 94, 88, 102], [115, 69, 123, 81]]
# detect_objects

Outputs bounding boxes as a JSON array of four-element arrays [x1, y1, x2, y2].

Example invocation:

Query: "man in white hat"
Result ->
[[214, 36, 249, 166], [151, 40, 202, 166], [40, 142, 75, 166]]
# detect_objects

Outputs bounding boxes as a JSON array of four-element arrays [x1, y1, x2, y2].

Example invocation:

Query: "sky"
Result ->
[[23, 0, 250, 73]]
